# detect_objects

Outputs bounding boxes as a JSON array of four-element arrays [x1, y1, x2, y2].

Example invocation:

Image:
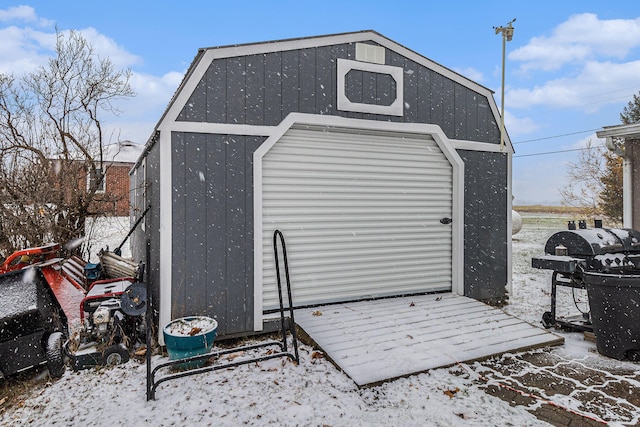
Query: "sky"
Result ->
[[1, 1, 639, 205]]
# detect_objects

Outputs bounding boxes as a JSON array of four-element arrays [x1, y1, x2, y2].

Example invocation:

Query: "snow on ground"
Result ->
[[506, 213, 591, 325], [82, 216, 132, 262], [1, 345, 551, 427], [0, 213, 637, 426]]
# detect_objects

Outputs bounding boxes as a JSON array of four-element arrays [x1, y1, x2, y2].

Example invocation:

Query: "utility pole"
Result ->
[[494, 18, 516, 151]]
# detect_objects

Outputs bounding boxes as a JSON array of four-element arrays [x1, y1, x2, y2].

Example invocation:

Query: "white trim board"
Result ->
[[157, 127, 172, 346], [158, 121, 513, 155], [336, 58, 404, 116]]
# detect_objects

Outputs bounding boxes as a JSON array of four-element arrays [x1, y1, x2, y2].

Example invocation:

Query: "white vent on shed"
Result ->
[[355, 43, 385, 64]]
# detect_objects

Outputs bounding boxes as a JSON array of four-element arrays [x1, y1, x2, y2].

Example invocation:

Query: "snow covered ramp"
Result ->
[[295, 293, 563, 387]]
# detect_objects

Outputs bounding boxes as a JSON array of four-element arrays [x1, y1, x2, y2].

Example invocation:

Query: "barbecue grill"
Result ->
[[532, 222, 640, 333]]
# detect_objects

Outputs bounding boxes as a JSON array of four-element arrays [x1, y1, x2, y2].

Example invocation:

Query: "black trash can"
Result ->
[[583, 271, 640, 361]]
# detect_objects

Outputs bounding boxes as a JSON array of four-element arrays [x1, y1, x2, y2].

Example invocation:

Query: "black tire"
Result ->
[[541, 311, 554, 329], [103, 345, 130, 366], [46, 332, 66, 378], [625, 349, 640, 362]]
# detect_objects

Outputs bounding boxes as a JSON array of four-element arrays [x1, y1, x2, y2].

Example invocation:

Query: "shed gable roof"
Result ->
[[141, 30, 509, 160], [195, 30, 493, 94]]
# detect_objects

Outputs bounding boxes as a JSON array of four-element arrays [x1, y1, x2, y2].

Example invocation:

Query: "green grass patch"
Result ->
[[514, 205, 590, 215]]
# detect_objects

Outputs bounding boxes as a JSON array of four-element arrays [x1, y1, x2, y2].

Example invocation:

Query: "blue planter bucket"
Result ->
[[163, 316, 218, 369]]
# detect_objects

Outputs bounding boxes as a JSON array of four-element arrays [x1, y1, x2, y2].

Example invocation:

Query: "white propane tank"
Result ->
[[512, 210, 523, 235]]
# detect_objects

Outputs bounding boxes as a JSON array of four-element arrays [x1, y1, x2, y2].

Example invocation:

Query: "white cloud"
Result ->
[[130, 70, 183, 100], [511, 40, 589, 73], [510, 13, 640, 72], [453, 66, 484, 83], [503, 110, 542, 137], [103, 70, 184, 143], [493, 11, 640, 153], [0, 26, 54, 74], [506, 60, 640, 110], [123, 70, 184, 119], [76, 27, 142, 69], [102, 119, 156, 146], [0, 5, 53, 27], [0, 7, 181, 145], [0, 7, 143, 75], [572, 133, 605, 150], [512, 157, 568, 205]]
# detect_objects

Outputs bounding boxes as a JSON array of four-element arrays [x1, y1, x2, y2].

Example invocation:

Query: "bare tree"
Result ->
[[559, 139, 607, 218], [0, 30, 134, 259], [559, 91, 640, 224], [560, 140, 623, 224]]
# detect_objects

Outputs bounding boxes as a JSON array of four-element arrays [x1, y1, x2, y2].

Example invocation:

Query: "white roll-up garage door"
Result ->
[[261, 126, 453, 310]]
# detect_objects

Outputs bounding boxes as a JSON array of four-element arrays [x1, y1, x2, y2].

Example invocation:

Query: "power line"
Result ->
[[513, 128, 602, 145], [508, 86, 640, 146], [513, 145, 606, 158]]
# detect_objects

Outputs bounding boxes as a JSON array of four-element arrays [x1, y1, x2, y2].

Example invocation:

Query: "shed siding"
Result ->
[[130, 140, 161, 306], [246, 55, 265, 124], [177, 43, 500, 144], [170, 133, 266, 336], [299, 48, 316, 114], [459, 149, 508, 301]]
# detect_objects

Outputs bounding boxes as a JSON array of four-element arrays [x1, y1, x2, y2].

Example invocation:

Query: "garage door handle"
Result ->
[[440, 217, 452, 225]]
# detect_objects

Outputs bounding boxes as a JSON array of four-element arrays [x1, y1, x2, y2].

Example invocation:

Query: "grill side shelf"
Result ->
[[532, 255, 583, 273]]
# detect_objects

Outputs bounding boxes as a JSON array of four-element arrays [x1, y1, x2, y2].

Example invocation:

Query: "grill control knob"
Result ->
[[555, 245, 568, 256]]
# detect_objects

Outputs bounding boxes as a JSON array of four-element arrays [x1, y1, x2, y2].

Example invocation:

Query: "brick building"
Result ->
[[53, 141, 142, 217], [88, 141, 142, 216]]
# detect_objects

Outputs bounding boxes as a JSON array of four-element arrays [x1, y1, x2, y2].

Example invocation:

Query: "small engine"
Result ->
[[89, 299, 126, 340], [70, 279, 146, 370]]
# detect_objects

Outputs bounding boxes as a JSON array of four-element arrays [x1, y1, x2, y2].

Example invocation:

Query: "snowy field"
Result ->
[[1, 213, 638, 426]]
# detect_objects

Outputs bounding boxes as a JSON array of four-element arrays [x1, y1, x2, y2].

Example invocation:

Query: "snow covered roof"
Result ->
[[102, 141, 143, 164]]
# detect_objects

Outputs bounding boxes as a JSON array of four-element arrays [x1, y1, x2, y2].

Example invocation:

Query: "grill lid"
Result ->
[[544, 228, 640, 257]]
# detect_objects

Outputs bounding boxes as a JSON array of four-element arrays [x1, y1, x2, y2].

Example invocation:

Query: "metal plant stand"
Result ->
[[146, 230, 299, 400]]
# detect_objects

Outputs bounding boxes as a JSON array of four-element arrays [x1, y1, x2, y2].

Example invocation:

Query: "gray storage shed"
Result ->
[[130, 31, 514, 340]]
